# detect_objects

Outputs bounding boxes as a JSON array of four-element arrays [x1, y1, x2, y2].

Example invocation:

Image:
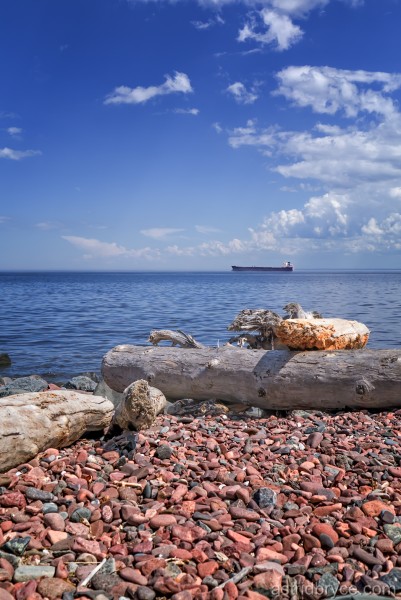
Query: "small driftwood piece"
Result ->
[[228, 309, 284, 349], [102, 344, 401, 410], [113, 379, 167, 431], [148, 329, 204, 348], [0, 391, 114, 472]]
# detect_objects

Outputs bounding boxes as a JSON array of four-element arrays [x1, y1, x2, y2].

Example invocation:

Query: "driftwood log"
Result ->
[[0, 391, 114, 472], [102, 344, 401, 410], [0, 382, 167, 472]]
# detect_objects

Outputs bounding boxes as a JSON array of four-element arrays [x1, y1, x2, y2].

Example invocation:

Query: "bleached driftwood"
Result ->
[[228, 304, 369, 350], [102, 344, 401, 410], [0, 391, 114, 472], [148, 329, 204, 348], [113, 379, 167, 430], [276, 318, 370, 350]]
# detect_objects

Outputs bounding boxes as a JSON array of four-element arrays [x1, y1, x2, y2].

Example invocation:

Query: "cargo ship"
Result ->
[[231, 261, 294, 272]]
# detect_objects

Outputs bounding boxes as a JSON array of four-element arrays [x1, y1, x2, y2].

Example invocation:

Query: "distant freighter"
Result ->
[[232, 261, 294, 272]]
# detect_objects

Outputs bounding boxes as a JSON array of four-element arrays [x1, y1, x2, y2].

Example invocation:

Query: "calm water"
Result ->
[[1, 270, 400, 380]]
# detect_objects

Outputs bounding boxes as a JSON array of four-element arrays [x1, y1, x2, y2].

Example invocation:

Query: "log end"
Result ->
[[113, 379, 167, 431], [274, 318, 370, 350]]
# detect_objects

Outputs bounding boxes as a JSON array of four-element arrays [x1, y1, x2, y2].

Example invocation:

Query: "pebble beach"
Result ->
[[1, 382, 401, 599]]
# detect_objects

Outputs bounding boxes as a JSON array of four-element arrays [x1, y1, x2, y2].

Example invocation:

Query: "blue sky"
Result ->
[[1, 0, 401, 270]]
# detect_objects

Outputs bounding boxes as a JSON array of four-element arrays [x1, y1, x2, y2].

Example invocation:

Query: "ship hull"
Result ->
[[231, 266, 294, 272]]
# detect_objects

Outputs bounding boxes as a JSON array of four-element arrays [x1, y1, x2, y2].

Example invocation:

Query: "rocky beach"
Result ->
[[1, 374, 401, 599]]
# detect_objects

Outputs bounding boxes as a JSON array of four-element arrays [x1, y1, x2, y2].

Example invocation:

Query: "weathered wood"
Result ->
[[275, 318, 370, 350], [148, 329, 204, 348], [113, 379, 167, 430], [102, 344, 401, 410], [0, 391, 114, 472]]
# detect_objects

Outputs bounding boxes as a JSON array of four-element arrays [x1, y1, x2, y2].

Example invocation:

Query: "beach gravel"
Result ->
[[1, 408, 401, 598]]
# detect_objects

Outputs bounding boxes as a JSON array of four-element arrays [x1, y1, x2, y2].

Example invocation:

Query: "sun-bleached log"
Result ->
[[102, 344, 401, 410], [0, 391, 114, 472]]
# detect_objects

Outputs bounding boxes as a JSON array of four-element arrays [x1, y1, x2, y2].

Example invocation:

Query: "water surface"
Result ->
[[1, 270, 400, 380]]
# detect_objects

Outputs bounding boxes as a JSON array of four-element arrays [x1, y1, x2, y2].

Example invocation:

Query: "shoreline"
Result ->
[[1, 376, 401, 597]]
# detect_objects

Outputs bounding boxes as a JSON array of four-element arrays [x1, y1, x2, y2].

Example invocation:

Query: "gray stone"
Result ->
[[94, 379, 123, 409], [155, 444, 173, 460], [0, 375, 48, 397], [43, 502, 59, 514], [136, 587, 156, 600], [1, 536, 30, 556], [381, 567, 401, 591], [384, 524, 401, 545], [65, 375, 97, 392], [317, 573, 339, 598], [25, 487, 54, 502], [70, 507, 92, 522], [252, 487, 277, 508], [319, 533, 335, 550], [0, 550, 20, 568], [13, 565, 56, 582], [91, 572, 123, 594]]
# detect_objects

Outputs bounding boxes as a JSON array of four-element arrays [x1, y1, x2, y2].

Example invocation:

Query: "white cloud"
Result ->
[[275, 66, 401, 117], [195, 225, 222, 234], [389, 187, 401, 198], [0, 147, 41, 160], [104, 72, 193, 105], [225, 64, 401, 256], [62, 235, 160, 260], [173, 107, 200, 115], [191, 15, 224, 29], [212, 122, 223, 133], [36, 221, 63, 230], [226, 82, 258, 104], [140, 227, 185, 239], [238, 9, 303, 51], [7, 127, 22, 138]]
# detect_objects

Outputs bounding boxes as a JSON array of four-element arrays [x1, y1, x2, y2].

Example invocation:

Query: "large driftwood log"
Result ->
[[0, 391, 114, 472], [102, 344, 401, 410]]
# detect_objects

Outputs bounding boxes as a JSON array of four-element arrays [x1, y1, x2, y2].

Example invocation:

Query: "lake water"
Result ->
[[1, 270, 400, 380]]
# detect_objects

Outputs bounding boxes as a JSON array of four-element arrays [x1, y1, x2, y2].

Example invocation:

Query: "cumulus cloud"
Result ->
[[274, 66, 401, 117], [104, 72, 193, 105], [140, 227, 185, 239], [238, 9, 303, 51], [0, 147, 41, 160], [226, 82, 258, 104], [225, 64, 401, 256]]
